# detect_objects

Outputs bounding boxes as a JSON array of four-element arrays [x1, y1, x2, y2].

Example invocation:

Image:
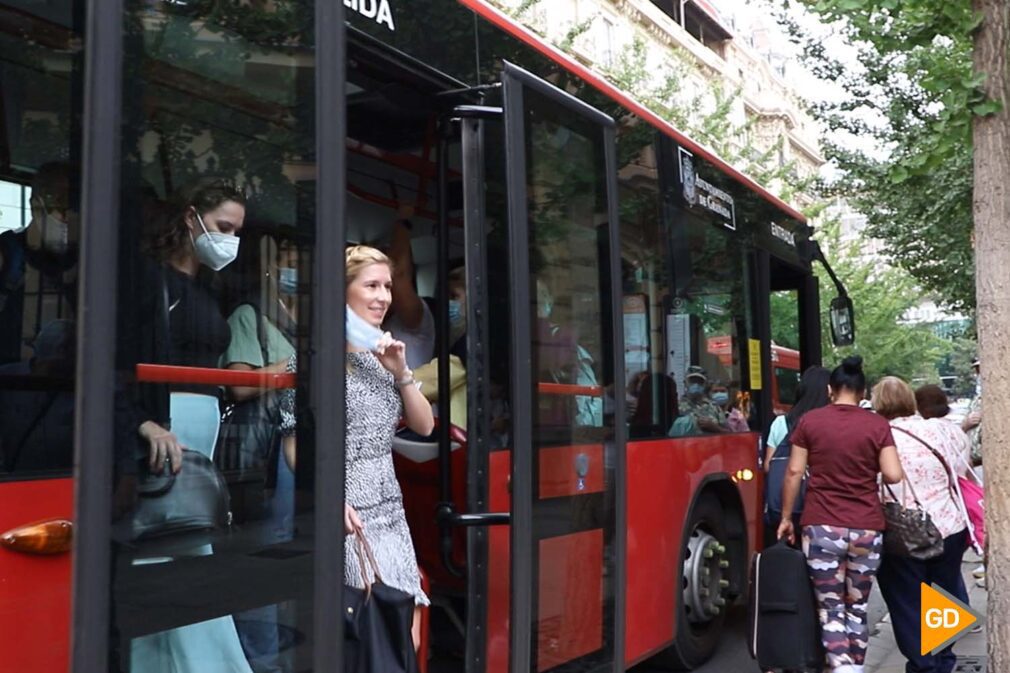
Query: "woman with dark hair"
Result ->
[[117, 177, 252, 672], [914, 384, 951, 420], [873, 377, 971, 673], [778, 356, 904, 673], [629, 372, 678, 438], [763, 365, 831, 531]]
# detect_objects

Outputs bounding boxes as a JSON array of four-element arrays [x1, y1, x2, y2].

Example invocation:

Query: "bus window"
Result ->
[[106, 4, 321, 671], [0, 4, 83, 670], [666, 214, 754, 435]]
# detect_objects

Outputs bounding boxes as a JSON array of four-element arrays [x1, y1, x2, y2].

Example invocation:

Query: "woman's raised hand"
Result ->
[[373, 331, 409, 378]]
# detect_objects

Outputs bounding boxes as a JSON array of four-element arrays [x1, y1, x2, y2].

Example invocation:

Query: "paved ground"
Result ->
[[633, 555, 985, 673], [865, 557, 987, 673]]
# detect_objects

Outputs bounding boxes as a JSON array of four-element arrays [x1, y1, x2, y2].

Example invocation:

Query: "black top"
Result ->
[[115, 259, 230, 473]]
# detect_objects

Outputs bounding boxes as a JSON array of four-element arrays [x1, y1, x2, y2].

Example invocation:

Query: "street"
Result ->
[[631, 588, 890, 672]]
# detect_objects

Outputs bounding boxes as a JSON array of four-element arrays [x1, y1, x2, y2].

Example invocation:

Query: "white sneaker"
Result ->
[[973, 564, 986, 579]]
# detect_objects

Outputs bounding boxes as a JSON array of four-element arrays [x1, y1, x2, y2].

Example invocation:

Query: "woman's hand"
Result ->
[[777, 518, 795, 546], [139, 420, 184, 474], [373, 332, 409, 379], [963, 411, 982, 431], [344, 504, 363, 535]]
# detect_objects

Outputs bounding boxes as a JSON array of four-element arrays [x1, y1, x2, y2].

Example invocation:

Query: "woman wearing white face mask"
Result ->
[[117, 177, 250, 673]]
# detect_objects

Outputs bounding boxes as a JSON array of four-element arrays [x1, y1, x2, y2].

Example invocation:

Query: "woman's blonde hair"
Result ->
[[345, 245, 391, 284], [871, 376, 917, 420]]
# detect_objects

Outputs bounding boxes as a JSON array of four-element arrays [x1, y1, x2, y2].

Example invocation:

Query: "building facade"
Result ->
[[490, 0, 825, 208]]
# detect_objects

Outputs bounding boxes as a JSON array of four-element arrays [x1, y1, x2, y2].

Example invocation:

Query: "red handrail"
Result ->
[[537, 382, 604, 397], [135, 364, 295, 389]]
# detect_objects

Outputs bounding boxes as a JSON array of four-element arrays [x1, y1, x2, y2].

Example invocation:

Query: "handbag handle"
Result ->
[[351, 524, 386, 588], [882, 477, 925, 510]]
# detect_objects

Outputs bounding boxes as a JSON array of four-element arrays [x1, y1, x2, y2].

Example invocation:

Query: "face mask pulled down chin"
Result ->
[[192, 213, 239, 270]]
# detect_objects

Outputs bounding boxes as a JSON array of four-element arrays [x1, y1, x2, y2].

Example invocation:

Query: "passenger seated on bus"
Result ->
[[383, 206, 435, 369], [711, 383, 750, 432], [679, 366, 730, 434], [535, 278, 602, 428], [628, 372, 679, 439], [25, 163, 81, 291], [447, 265, 467, 361], [0, 319, 75, 473]]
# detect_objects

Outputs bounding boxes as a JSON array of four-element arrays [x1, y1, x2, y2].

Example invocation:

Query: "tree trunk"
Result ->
[[973, 0, 1010, 669]]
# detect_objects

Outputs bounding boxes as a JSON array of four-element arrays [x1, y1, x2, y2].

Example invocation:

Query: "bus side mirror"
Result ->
[[829, 296, 855, 347]]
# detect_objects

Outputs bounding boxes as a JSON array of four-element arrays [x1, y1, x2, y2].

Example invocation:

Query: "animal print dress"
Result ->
[[343, 351, 429, 605]]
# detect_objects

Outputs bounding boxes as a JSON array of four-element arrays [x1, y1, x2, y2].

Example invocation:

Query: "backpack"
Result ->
[[765, 418, 806, 517]]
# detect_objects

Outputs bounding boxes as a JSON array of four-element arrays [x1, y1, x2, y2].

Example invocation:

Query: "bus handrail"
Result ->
[[537, 382, 603, 397], [135, 364, 295, 389]]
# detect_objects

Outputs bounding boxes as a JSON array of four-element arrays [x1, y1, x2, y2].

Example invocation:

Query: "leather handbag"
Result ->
[[117, 449, 232, 541], [881, 477, 943, 560], [344, 528, 419, 673]]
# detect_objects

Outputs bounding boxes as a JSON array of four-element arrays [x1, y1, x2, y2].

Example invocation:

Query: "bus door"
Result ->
[[496, 61, 625, 673]]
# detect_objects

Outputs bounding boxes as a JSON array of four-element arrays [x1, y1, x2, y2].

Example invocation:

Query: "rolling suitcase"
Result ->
[[748, 539, 823, 672]]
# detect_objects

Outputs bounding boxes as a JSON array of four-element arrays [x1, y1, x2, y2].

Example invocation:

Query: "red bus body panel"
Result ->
[[0, 477, 73, 673], [472, 434, 762, 672]]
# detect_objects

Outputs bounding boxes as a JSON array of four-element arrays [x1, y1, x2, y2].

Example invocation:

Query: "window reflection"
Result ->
[[110, 2, 317, 671]]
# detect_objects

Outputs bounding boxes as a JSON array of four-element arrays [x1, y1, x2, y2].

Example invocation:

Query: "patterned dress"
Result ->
[[277, 351, 428, 605], [344, 351, 429, 606]]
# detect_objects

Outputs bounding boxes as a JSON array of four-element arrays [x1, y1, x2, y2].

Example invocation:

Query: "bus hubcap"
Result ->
[[683, 530, 728, 624]]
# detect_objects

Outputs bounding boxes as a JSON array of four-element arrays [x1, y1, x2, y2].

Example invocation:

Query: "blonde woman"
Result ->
[[284, 246, 434, 649]]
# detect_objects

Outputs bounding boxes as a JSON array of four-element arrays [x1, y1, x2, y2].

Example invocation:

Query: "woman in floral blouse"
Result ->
[[872, 376, 971, 673]]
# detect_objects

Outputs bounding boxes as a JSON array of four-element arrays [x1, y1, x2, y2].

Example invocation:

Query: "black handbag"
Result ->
[[117, 449, 232, 541], [215, 302, 283, 522], [344, 529, 419, 673], [881, 476, 944, 560]]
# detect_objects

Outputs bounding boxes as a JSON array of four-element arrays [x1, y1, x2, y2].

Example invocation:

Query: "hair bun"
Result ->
[[841, 355, 864, 372]]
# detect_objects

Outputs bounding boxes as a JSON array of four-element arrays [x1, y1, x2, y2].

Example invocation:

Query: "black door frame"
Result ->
[[70, 3, 348, 670], [501, 60, 627, 673]]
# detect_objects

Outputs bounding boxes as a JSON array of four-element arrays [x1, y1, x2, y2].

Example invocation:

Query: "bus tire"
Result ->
[[655, 493, 729, 670]]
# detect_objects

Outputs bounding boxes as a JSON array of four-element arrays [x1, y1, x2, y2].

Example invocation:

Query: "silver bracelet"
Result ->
[[395, 370, 415, 388]]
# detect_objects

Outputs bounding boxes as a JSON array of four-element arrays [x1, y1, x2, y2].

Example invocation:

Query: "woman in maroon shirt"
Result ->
[[777, 356, 903, 673]]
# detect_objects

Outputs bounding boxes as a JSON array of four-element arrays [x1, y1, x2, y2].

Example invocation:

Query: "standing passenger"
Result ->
[[873, 376, 971, 673], [343, 245, 434, 650], [778, 356, 904, 673], [764, 365, 830, 533]]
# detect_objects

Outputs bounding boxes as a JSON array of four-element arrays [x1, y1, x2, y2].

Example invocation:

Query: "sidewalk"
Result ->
[[865, 557, 987, 672]]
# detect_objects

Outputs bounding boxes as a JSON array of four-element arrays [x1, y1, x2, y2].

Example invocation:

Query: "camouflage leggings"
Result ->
[[802, 525, 883, 671]]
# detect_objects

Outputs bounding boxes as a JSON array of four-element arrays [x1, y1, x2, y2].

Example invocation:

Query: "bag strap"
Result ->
[[247, 301, 270, 368], [892, 425, 960, 506], [352, 523, 385, 588]]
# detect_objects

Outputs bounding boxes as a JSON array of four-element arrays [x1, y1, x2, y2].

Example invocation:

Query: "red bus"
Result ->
[[0, 1, 851, 672]]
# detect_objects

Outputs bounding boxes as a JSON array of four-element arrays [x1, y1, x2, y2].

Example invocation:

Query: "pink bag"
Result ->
[[959, 474, 985, 551]]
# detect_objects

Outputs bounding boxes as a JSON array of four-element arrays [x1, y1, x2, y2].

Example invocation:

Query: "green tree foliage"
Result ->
[[779, 0, 989, 312], [815, 219, 952, 383]]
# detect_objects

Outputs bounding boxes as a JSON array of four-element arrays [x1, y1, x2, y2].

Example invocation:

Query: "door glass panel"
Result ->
[[109, 2, 319, 670], [523, 85, 617, 673], [0, 3, 83, 671]]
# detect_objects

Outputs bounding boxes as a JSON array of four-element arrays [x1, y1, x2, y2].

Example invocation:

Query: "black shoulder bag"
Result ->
[[115, 268, 232, 542], [215, 302, 283, 523], [344, 527, 419, 673]]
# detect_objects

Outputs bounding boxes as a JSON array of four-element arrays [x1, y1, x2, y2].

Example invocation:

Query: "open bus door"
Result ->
[[491, 61, 626, 673]]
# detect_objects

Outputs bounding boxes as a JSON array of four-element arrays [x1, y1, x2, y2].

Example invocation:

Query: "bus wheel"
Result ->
[[656, 494, 729, 670]]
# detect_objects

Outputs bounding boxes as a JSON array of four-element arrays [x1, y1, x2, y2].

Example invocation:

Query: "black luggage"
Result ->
[[748, 539, 823, 671]]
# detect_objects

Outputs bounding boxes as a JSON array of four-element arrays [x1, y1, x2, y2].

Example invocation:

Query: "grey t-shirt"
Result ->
[[384, 300, 435, 370]]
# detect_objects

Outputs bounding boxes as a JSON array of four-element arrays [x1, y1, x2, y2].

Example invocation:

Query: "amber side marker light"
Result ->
[[1, 519, 73, 555]]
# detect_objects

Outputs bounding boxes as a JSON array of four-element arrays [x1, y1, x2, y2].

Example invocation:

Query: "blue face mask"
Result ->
[[687, 383, 705, 396], [712, 392, 729, 405], [278, 267, 298, 294], [448, 299, 464, 326]]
